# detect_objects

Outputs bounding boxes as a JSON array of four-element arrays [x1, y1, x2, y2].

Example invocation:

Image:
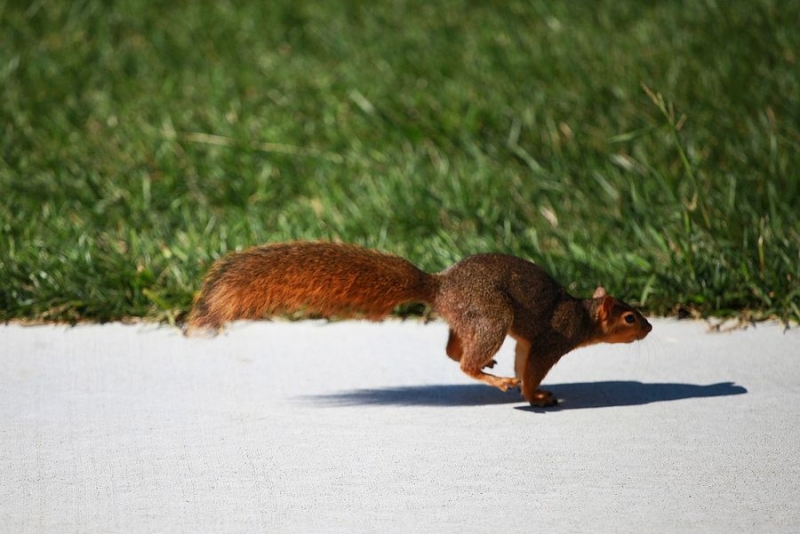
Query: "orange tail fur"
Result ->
[[186, 242, 437, 332]]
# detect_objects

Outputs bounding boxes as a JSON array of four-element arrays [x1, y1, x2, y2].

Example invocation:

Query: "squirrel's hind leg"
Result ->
[[445, 329, 463, 362], [454, 318, 520, 392], [446, 329, 497, 369]]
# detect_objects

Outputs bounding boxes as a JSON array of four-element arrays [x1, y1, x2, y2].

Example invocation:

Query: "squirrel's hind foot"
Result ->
[[482, 375, 522, 392]]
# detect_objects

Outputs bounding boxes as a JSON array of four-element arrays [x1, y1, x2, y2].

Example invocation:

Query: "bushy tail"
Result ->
[[185, 242, 437, 334]]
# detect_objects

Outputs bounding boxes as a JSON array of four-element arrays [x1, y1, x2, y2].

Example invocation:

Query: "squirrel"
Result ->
[[186, 241, 652, 407]]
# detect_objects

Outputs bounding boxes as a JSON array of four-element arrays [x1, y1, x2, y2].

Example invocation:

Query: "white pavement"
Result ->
[[1, 319, 798, 533]]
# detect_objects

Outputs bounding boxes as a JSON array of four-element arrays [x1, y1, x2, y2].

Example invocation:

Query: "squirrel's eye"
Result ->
[[624, 313, 636, 324]]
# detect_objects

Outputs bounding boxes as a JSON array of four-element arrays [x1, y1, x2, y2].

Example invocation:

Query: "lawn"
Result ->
[[1, 0, 798, 323]]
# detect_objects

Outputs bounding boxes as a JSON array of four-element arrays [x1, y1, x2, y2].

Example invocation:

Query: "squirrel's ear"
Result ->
[[599, 295, 616, 321], [593, 286, 607, 298]]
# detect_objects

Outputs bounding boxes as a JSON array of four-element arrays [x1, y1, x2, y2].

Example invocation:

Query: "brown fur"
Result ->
[[187, 241, 652, 406], [187, 242, 436, 330]]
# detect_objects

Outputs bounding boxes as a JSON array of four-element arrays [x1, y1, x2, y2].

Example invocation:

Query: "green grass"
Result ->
[[1, 0, 798, 324]]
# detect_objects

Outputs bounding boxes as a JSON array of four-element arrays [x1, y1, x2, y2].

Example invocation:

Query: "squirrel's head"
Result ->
[[593, 286, 652, 343]]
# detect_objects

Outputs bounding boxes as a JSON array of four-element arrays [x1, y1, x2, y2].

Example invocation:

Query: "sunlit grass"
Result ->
[[1, 0, 798, 324]]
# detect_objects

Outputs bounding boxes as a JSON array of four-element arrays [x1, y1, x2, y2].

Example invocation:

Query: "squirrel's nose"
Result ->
[[641, 320, 653, 336]]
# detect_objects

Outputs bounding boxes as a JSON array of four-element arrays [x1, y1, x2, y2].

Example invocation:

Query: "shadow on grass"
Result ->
[[301, 381, 747, 410]]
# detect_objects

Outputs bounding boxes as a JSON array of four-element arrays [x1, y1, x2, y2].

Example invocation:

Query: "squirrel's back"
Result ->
[[435, 253, 572, 335], [186, 241, 437, 331]]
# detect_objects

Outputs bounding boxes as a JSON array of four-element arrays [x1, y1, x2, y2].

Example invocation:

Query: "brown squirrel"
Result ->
[[186, 241, 652, 406]]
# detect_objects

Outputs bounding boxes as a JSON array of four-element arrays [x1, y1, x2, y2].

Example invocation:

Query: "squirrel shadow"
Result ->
[[304, 381, 747, 410]]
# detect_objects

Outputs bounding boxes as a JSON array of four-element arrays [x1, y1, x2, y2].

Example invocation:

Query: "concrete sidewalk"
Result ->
[[1, 319, 798, 533]]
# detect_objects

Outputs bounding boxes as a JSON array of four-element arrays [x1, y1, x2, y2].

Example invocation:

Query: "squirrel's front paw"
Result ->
[[528, 389, 558, 407], [483, 359, 498, 369]]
